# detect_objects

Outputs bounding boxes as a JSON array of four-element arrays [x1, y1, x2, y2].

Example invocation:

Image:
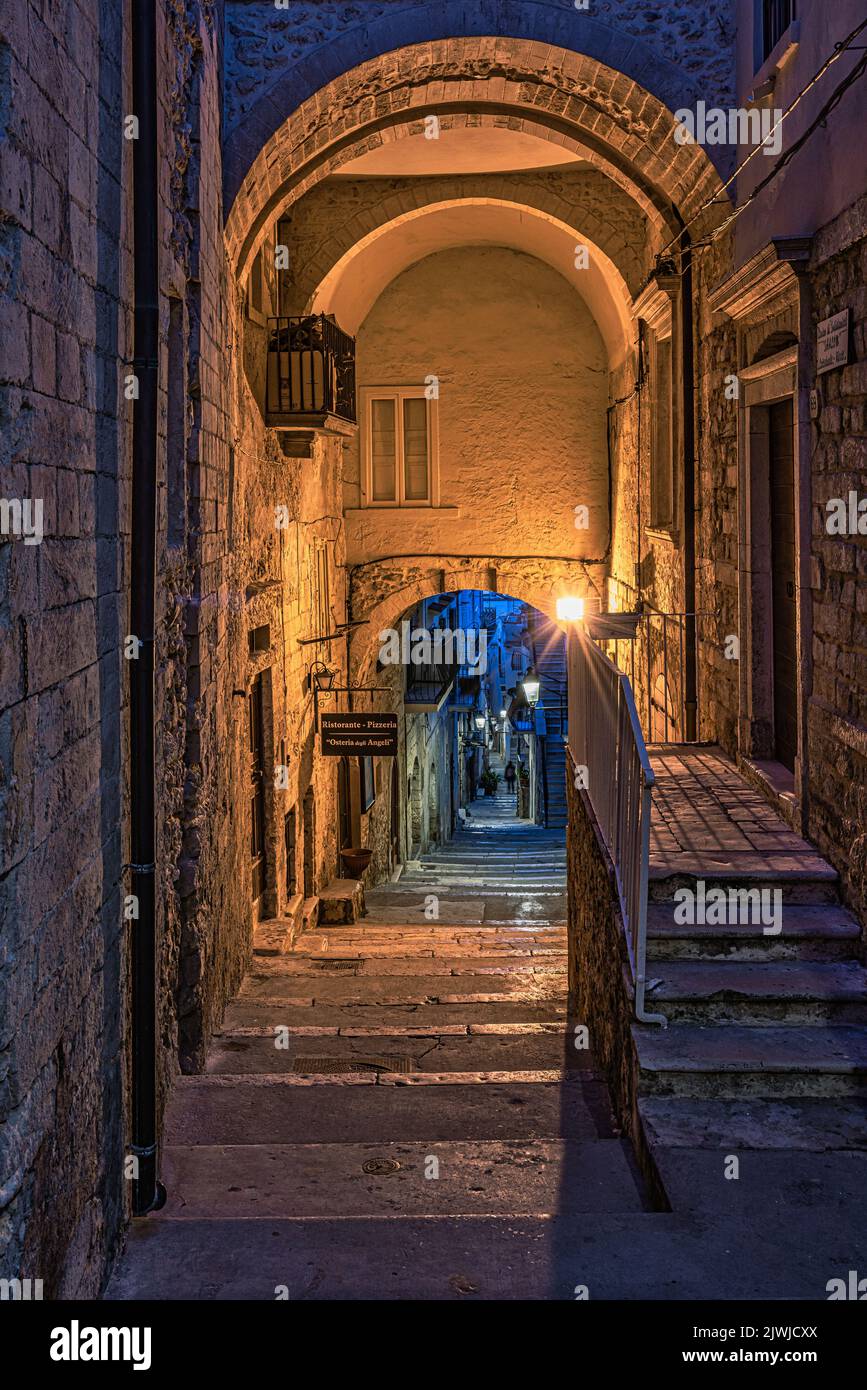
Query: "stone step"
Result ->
[[645, 902, 861, 961], [638, 1095, 867, 1152], [221, 999, 568, 1033], [153, 1137, 645, 1220], [261, 956, 565, 979], [164, 1077, 616, 1146], [204, 1031, 585, 1077], [633, 1023, 867, 1099], [648, 872, 839, 905], [644, 960, 867, 1025], [105, 1206, 867, 1301], [238, 970, 560, 1005]]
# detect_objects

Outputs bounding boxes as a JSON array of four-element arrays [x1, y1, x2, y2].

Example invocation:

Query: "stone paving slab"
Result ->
[[648, 745, 838, 880], [648, 959, 867, 1001], [639, 1097, 867, 1151], [155, 1138, 645, 1219], [164, 1079, 618, 1146], [238, 972, 558, 1004], [221, 1000, 568, 1032], [105, 1210, 867, 1301], [205, 1032, 586, 1076], [266, 956, 565, 978], [652, 1147, 867, 1218]]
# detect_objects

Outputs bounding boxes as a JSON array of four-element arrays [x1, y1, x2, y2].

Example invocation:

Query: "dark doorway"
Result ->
[[248, 674, 267, 907], [389, 764, 401, 871], [302, 788, 315, 897], [284, 808, 297, 900], [769, 399, 797, 772], [337, 757, 352, 854]]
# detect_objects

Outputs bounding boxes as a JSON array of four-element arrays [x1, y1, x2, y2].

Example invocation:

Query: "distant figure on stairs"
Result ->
[[504, 761, 516, 796]]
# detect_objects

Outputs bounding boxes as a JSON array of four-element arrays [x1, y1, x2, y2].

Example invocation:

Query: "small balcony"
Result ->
[[266, 314, 357, 444], [404, 660, 457, 714]]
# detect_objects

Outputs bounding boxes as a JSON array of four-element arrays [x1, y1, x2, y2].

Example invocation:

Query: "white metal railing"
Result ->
[[567, 626, 666, 1025]]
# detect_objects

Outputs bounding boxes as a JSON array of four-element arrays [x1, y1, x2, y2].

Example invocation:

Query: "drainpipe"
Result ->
[[129, 0, 163, 1217], [680, 233, 698, 743]]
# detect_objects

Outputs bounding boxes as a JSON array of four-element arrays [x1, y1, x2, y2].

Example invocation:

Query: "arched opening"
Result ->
[[427, 761, 439, 845], [409, 756, 422, 855]]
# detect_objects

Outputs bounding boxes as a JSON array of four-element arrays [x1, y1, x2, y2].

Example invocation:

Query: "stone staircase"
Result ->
[[532, 620, 568, 829], [631, 858, 867, 1212], [105, 811, 661, 1300]]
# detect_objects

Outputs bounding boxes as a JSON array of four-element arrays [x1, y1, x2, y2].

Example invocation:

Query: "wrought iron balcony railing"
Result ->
[[404, 661, 457, 714], [266, 314, 356, 425]]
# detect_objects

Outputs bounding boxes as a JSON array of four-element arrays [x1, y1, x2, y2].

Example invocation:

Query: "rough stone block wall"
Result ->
[[565, 757, 664, 1204], [224, 0, 737, 143], [0, 0, 130, 1294], [694, 234, 740, 755], [275, 170, 651, 313], [806, 199, 867, 927]]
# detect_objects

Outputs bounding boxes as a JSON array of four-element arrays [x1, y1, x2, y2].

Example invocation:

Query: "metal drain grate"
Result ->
[[312, 959, 359, 971], [293, 1055, 414, 1074]]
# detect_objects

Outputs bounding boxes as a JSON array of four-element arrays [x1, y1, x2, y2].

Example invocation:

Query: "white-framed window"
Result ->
[[360, 386, 439, 507]]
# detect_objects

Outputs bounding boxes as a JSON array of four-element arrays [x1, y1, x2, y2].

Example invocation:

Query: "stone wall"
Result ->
[[806, 198, 867, 928], [0, 0, 131, 1295], [224, 0, 737, 195], [694, 232, 740, 755], [347, 242, 610, 565], [565, 753, 665, 1205]]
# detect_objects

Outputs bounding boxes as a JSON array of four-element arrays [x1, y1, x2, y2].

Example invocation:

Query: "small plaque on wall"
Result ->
[[816, 309, 850, 375]]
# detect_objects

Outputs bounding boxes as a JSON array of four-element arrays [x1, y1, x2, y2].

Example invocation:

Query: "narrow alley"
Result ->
[[107, 774, 652, 1299]]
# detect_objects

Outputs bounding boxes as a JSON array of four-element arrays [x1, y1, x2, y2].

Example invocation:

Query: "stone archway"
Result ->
[[409, 756, 423, 853], [225, 30, 731, 278], [349, 560, 599, 687], [282, 170, 651, 316]]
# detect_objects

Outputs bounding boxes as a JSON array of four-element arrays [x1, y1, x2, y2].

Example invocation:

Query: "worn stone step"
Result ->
[[650, 1145, 867, 1221], [221, 999, 567, 1033], [238, 971, 559, 1005], [644, 960, 867, 1025], [154, 1137, 645, 1219], [268, 956, 565, 978], [164, 1078, 618, 1146], [205, 1031, 586, 1077], [634, 1024, 867, 1099], [105, 1208, 867, 1301], [645, 902, 860, 961], [638, 1096, 867, 1152], [648, 874, 839, 905]]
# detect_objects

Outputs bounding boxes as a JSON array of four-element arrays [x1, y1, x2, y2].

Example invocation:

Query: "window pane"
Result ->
[[403, 397, 429, 501], [371, 399, 396, 501]]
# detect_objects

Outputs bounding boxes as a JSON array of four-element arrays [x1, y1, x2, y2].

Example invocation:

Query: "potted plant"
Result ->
[[340, 846, 373, 879], [480, 769, 500, 797]]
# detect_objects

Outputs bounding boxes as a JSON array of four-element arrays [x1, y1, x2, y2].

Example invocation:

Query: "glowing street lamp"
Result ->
[[522, 668, 541, 707], [556, 595, 585, 623]]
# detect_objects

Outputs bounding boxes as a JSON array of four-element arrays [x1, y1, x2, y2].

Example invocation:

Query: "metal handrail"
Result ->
[[266, 314, 356, 422], [568, 625, 665, 1026]]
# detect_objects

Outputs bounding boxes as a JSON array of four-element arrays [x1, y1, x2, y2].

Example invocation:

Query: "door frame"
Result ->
[[737, 345, 812, 826]]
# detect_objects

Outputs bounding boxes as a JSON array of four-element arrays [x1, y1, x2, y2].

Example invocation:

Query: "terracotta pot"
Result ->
[[340, 847, 373, 879]]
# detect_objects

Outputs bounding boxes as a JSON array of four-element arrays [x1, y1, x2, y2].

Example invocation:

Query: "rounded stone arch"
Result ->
[[284, 159, 650, 309], [225, 32, 731, 280], [348, 557, 601, 687], [305, 198, 636, 368]]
